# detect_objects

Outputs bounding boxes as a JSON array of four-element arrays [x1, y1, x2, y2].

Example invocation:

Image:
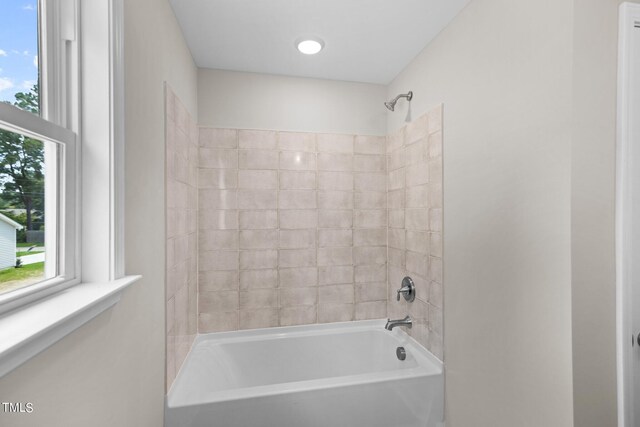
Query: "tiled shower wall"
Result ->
[[197, 130, 388, 332], [387, 107, 443, 359], [165, 86, 198, 389]]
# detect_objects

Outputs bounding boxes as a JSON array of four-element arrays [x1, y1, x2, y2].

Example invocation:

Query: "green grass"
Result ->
[[16, 242, 37, 248], [16, 251, 43, 257], [0, 262, 45, 294]]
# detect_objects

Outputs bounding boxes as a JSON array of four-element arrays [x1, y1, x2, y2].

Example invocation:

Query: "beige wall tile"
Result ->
[[318, 247, 353, 266], [317, 133, 354, 153], [280, 306, 317, 326], [318, 304, 353, 323], [239, 289, 278, 309], [279, 267, 318, 288], [279, 151, 317, 171], [240, 269, 278, 290], [239, 250, 278, 269], [388, 189, 405, 209], [318, 191, 354, 209], [238, 170, 278, 189], [354, 155, 386, 172], [428, 132, 442, 159], [354, 173, 386, 192], [239, 308, 279, 330], [279, 171, 316, 190], [386, 127, 404, 153], [199, 291, 239, 312], [406, 231, 429, 254], [199, 169, 238, 189], [355, 192, 386, 209], [429, 281, 443, 309], [388, 229, 405, 250], [430, 256, 443, 284], [319, 210, 352, 228], [280, 209, 318, 229], [199, 250, 238, 271], [318, 171, 354, 191], [200, 230, 239, 251], [319, 265, 354, 285], [405, 208, 429, 230], [318, 153, 353, 171], [237, 189, 277, 209], [239, 230, 279, 249], [355, 282, 387, 303], [388, 168, 405, 191], [406, 185, 429, 209], [278, 131, 316, 152], [406, 251, 428, 278], [355, 301, 387, 320], [429, 208, 442, 232], [355, 264, 387, 283], [388, 248, 405, 268], [199, 189, 237, 210], [239, 149, 279, 170], [354, 247, 386, 265], [355, 135, 385, 155], [280, 287, 318, 307], [199, 128, 237, 149], [319, 285, 354, 305], [388, 148, 405, 171], [405, 139, 428, 165], [405, 113, 428, 144], [199, 148, 238, 169], [405, 164, 429, 187], [279, 190, 317, 209], [430, 233, 442, 258], [199, 311, 238, 333], [318, 229, 352, 247], [239, 130, 277, 150], [354, 210, 387, 229], [279, 249, 317, 268], [353, 229, 386, 247], [239, 210, 278, 230], [279, 229, 316, 249]]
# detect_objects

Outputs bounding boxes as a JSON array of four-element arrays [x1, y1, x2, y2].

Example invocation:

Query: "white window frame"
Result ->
[[0, 0, 79, 313], [0, 0, 137, 379]]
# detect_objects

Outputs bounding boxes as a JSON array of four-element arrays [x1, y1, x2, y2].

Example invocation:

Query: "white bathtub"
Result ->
[[166, 320, 444, 427]]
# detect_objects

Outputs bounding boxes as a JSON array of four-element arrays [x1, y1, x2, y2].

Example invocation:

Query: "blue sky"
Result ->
[[0, 2, 38, 103]]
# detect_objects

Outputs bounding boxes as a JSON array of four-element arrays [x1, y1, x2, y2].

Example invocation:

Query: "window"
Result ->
[[0, 0, 78, 307]]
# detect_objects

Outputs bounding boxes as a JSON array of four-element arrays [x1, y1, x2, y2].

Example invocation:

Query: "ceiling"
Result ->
[[169, 0, 471, 85]]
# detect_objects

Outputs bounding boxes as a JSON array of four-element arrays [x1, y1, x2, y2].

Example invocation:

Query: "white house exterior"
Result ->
[[0, 213, 23, 270]]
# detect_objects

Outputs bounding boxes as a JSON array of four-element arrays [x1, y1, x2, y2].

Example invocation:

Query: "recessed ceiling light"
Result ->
[[296, 38, 324, 55]]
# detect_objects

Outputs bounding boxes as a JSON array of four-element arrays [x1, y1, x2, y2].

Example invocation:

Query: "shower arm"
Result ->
[[390, 91, 413, 104]]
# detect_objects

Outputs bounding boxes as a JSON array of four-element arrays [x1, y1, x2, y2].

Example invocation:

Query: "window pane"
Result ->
[[0, 2, 39, 113], [0, 127, 54, 295]]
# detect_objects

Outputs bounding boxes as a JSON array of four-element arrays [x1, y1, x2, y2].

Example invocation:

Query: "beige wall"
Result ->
[[0, 1, 197, 426], [388, 0, 575, 425], [198, 69, 387, 136]]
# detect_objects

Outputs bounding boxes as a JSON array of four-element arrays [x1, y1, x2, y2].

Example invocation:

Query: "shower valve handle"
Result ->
[[396, 277, 415, 302]]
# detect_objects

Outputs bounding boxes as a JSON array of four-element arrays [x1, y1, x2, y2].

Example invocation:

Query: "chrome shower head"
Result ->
[[384, 91, 413, 111]]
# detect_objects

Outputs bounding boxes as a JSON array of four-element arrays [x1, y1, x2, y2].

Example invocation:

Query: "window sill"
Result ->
[[0, 275, 140, 378]]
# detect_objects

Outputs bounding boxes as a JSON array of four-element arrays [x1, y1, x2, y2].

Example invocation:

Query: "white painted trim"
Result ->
[[0, 275, 140, 378], [0, 103, 75, 146], [110, 0, 125, 280], [616, 3, 640, 427]]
